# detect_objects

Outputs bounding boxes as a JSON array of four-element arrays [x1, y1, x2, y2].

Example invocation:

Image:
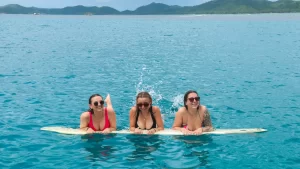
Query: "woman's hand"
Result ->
[[134, 128, 143, 134], [102, 128, 111, 134], [180, 128, 193, 135], [147, 128, 156, 135], [86, 128, 95, 134], [193, 128, 203, 135]]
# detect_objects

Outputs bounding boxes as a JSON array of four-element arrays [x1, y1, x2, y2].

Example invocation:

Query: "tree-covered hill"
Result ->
[[1, 0, 300, 15]]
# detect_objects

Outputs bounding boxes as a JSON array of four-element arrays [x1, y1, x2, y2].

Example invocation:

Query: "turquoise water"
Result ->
[[0, 14, 300, 168]]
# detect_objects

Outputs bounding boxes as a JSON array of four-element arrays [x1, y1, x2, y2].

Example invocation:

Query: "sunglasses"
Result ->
[[137, 102, 150, 108], [93, 100, 104, 106], [188, 97, 200, 102]]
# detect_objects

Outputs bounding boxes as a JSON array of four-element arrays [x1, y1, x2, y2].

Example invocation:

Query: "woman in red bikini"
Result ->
[[173, 90, 213, 135], [80, 94, 116, 134]]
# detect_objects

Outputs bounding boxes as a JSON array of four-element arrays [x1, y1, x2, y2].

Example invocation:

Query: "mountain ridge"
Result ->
[[1, 0, 300, 15]]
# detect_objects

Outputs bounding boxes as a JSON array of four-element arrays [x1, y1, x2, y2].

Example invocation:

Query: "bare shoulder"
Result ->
[[201, 105, 210, 116], [80, 111, 90, 119], [200, 105, 207, 111], [129, 106, 137, 115], [130, 106, 137, 112], [152, 106, 161, 112], [177, 107, 187, 115]]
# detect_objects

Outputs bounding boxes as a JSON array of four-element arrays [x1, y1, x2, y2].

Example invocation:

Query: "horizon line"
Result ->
[[0, 2, 196, 12]]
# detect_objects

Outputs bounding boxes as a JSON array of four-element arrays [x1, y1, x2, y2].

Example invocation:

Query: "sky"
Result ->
[[0, 0, 213, 11]]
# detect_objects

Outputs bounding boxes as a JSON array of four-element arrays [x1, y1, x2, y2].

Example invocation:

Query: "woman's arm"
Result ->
[[106, 94, 116, 132], [107, 107, 117, 132], [79, 112, 89, 131], [172, 107, 184, 131], [129, 107, 137, 131], [172, 107, 193, 135], [202, 108, 214, 132], [153, 106, 164, 131], [129, 107, 143, 134]]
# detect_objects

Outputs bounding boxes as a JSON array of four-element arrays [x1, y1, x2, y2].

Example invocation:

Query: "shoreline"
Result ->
[[1, 12, 300, 16]]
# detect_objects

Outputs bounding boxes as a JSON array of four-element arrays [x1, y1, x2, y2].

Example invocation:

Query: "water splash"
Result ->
[[134, 65, 185, 116], [134, 65, 163, 105], [170, 94, 184, 113]]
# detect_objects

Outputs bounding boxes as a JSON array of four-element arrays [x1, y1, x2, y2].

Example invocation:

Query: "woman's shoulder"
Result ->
[[177, 107, 187, 114], [173, 107, 186, 117], [151, 106, 161, 115], [200, 105, 210, 116], [130, 106, 137, 111], [129, 106, 138, 117], [80, 111, 90, 119], [200, 105, 207, 111], [129, 106, 137, 114], [152, 106, 160, 111]]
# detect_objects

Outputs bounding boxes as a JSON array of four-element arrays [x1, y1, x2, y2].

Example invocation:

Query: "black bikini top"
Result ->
[[135, 108, 156, 129]]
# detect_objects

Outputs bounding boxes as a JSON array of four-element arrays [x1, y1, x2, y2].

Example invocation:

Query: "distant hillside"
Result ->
[[52, 5, 119, 15], [0, 4, 42, 14], [1, 0, 300, 15], [0, 4, 119, 15], [184, 0, 300, 14], [128, 3, 181, 14]]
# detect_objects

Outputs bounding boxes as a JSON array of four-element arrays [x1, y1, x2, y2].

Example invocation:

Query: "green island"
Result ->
[[1, 0, 300, 15]]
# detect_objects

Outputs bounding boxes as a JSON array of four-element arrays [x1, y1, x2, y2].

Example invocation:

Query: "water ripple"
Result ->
[[0, 14, 299, 169]]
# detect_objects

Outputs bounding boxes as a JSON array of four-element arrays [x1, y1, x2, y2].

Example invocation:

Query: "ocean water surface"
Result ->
[[0, 14, 300, 168]]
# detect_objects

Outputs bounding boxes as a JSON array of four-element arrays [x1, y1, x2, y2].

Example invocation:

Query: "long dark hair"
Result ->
[[135, 91, 153, 115], [184, 90, 200, 110], [88, 94, 103, 114]]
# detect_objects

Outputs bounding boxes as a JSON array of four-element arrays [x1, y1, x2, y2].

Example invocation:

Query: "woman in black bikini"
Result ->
[[129, 91, 164, 134]]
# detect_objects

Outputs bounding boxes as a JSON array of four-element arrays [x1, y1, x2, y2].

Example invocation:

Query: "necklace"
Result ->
[[140, 112, 149, 121]]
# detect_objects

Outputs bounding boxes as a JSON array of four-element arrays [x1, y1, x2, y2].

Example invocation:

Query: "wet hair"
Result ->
[[88, 94, 103, 114], [184, 90, 199, 110], [135, 91, 153, 115]]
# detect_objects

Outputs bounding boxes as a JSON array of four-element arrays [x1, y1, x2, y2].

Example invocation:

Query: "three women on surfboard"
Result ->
[[80, 90, 213, 135], [80, 94, 117, 134], [172, 90, 214, 135], [129, 91, 164, 134]]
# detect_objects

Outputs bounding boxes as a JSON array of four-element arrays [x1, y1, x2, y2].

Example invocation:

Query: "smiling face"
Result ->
[[136, 92, 152, 112], [89, 95, 104, 111], [136, 97, 151, 112], [185, 92, 200, 110]]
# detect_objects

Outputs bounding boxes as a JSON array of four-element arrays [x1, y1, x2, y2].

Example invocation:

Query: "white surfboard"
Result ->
[[40, 126, 267, 135]]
